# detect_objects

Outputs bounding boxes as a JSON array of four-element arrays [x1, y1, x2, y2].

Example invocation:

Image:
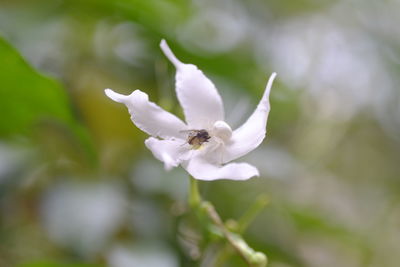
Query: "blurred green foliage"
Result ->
[[0, 37, 96, 169], [18, 262, 103, 267], [0, 37, 72, 137]]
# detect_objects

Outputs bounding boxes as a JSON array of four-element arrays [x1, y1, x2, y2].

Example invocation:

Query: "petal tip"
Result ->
[[254, 168, 260, 177], [261, 72, 277, 100], [159, 39, 166, 48], [163, 163, 175, 171], [159, 39, 183, 68], [242, 165, 260, 180], [268, 72, 277, 84], [104, 88, 126, 103]]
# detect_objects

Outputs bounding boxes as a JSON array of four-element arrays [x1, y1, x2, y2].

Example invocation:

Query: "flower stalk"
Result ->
[[189, 176, 201, 208], [188, 176, 268, 266], [201, 201, 267, 267]]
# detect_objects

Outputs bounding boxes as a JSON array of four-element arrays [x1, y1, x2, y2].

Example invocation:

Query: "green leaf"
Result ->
[[0, 37, 73, 136], [0, 36, 96, 166]]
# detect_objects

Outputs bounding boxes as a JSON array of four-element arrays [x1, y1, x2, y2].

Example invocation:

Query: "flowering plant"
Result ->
[[105, 40, 276, 181]]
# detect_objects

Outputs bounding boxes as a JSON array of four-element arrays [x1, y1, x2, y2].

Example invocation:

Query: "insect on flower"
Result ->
[[104, 39, 277, 181], [181, 129, 211, 149]]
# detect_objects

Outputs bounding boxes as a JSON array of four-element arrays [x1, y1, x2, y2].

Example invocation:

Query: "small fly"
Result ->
[[181, 129, 211, 149]]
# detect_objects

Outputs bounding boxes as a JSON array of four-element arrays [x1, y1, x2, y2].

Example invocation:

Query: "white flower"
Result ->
[[105, 40, 277, 181]]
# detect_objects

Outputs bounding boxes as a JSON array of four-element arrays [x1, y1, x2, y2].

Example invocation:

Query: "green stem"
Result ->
[[238, 194, 269, 234], [202, 202, 267, 267], [189, 176, 201, 208], [187, 176, 267, 266]]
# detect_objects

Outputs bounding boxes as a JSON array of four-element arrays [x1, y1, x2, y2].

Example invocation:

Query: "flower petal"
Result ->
[[145, 137, 189, 171], [223, 73, 277, 163], [160, 40, 224, 128], [183, 155, 259, 181], [105, 89, 187, 139]]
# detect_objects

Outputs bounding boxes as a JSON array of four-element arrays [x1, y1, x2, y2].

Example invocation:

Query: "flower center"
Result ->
[[186, 129, 211, 150]]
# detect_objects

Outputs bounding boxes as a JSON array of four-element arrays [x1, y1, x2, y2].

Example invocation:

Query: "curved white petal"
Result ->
[[183, 155, 259, 181], [145, 137, 189, 171], [160, 40, 224, 128], [223, 73, 277, 163], [105, 89, 187, 139]]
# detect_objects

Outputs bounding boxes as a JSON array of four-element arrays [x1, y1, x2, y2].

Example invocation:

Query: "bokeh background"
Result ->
[[1, 0, 400, 266]]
